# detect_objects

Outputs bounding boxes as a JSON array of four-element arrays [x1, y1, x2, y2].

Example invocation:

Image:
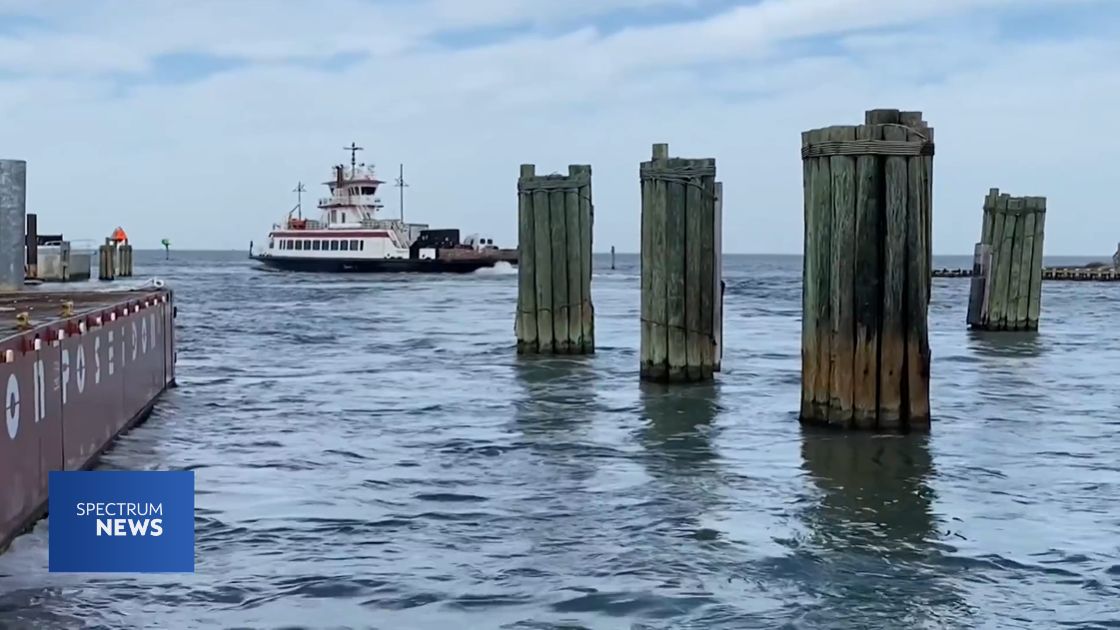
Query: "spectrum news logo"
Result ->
[[49, 470, 195, 573], [78, 500, 165, 537]]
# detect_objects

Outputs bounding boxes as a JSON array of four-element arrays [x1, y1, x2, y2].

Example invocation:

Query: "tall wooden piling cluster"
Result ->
[[966, 188, 1046, 331], [639, 143, 723, 383], [515, 164, 594, 354], [800, 109, 934, 431]]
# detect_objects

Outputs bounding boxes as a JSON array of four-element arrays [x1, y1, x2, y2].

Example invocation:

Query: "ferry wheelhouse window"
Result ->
[[361, 186, 376, 195]]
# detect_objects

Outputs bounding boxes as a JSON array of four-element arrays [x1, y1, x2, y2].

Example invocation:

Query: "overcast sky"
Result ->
[[0, 0, 1116, 254]]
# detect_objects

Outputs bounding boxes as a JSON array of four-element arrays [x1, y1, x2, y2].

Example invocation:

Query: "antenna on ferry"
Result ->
[[345, 142, 364, 178], [394, 163, 408, 223], [293, 181, 306, 220]]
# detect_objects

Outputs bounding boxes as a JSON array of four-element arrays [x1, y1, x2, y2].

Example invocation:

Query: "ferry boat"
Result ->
[[252, 144, 517, 273]]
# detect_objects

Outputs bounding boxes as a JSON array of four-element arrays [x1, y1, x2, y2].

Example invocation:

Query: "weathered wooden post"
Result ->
[[515, 163, 594, 354], [800, 109, 933, 431], [966, 188, 1046, 331], [640, 143, 722, 382]]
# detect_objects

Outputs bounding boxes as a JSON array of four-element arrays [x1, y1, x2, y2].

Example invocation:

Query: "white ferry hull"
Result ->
[[252, 254, 510, 274]]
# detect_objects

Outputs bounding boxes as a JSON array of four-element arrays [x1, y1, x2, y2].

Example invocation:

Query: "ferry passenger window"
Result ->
[[360, 241, 365, 250], [340, 240, 349, 251], [350, 239, 359, 250], [330, 240, 339, 251], [313, 240, 321, 250], [287, 239, 294, 249], [294, 241, 302, 250]]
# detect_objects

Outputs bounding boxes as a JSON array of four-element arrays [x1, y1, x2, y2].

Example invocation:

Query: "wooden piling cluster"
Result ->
[[639, 143, 723, 383], [118, 242, 134, 277], [800, 109, 933, 431], [515, 164, 594, 354], [98, 240, 116, 281], [966, 188, 1046, 331]]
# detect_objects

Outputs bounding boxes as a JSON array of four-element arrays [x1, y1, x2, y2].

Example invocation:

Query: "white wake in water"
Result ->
[[473, 261, 517, 276]]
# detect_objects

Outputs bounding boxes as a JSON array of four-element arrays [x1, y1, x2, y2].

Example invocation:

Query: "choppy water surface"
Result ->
[[0, 251, 1117, 629]]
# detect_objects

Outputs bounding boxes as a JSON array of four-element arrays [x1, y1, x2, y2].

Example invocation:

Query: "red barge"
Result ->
[[0, 287, 177, 553], [0, 158, 177, 553]]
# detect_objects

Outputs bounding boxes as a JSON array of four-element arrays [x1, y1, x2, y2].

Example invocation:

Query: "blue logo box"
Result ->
[[48, 470, 195, 573]]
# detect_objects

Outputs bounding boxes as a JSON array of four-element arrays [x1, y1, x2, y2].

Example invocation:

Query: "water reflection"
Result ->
[[797, 430, 971, 626], [637, 382, 720, 471], [633, 383, 723, 548], [512, 354, 598, 435], [967, 330, 1044, 359]]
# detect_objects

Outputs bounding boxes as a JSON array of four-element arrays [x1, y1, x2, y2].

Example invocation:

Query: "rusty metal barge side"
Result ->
[[0, 287, 177, 553]]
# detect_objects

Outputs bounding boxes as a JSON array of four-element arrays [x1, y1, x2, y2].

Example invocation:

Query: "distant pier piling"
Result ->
[[713, 182, 723, 372], [639, 143, 722, 383], [98, 239, 116, 281], [25, 212, 37, 280], [966, 188, 1046, 331], [515, 163, 595, 354], [118, 240, 134, 277], [800, 109, 934, 431], [610, 245, 615, 270], [0, 159, 26, 289]]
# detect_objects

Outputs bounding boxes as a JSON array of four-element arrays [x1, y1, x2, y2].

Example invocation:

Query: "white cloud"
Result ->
[[0, 0, 1117, 255]]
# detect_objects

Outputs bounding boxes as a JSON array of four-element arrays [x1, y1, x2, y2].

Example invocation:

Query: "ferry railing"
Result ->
[[318, 195, 382, 207]]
